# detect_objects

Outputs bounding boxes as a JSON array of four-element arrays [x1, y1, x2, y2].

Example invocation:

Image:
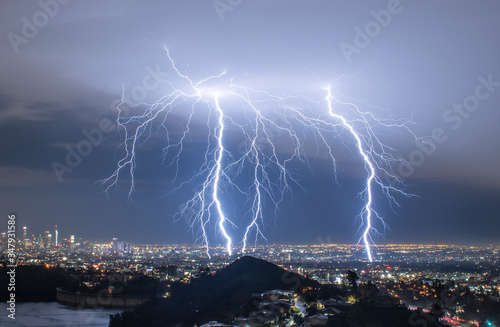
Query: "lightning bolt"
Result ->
[[213, 97, 232, 255], [102, 48, 416, 261], [324, 86, 376, 262], [323, 86, 417, 261]]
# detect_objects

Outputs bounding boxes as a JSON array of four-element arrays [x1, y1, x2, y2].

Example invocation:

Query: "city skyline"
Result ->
[[4, 222, 499, 248]]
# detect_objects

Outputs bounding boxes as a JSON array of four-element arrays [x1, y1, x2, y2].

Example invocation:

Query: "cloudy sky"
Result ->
[[1, 0, 499, 249]]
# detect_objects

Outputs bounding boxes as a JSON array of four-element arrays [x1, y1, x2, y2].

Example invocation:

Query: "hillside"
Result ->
[[0, 265, 89, 302], [109, 256, 318, 327]]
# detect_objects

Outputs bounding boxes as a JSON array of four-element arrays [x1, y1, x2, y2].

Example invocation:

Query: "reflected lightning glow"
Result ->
[[102, 48, 416, 261]]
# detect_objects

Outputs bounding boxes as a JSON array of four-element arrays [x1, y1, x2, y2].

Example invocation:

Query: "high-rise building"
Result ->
[[23, 226, 29, 248], [55, 225, 58, 247], [0, 232, 6, 248], [112, 237, 118, 252], [43, 231, 52, 248]]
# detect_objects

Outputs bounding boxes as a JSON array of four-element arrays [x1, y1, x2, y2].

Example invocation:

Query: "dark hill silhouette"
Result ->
[[109, 255, 318, 327], [0, 265, 89, 302], [199, 255, 316, 303]]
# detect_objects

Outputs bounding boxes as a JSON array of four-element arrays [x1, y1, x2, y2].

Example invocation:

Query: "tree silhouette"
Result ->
[[347, 270, 359, 293]]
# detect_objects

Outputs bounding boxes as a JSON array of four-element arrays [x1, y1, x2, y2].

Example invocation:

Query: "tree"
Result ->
[[306, 305, 318, 316], [294, 314, 304, 324], [347, 270, 359, 293], [359, 281, 379, 301]]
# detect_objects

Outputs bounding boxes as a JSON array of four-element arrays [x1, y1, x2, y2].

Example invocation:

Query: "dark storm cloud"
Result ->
[[0, 166, 58, 187], [0, 98, 65, 123], [0, 0, 499, 245]]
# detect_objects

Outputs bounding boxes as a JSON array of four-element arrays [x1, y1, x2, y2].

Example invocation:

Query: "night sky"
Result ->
[[1, 1, 499, 247]]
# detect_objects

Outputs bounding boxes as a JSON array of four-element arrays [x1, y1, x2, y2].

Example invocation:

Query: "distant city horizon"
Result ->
[[4, 223, 499, 248]]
